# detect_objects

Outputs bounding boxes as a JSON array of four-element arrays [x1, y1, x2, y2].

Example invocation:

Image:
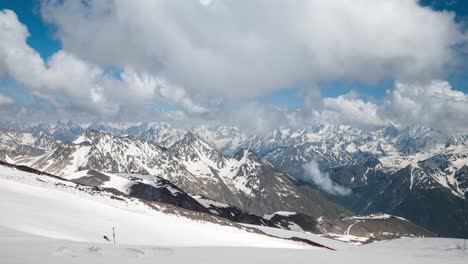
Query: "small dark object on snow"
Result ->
[[289, 237, 335, 251], [103, 235, 110, 242]]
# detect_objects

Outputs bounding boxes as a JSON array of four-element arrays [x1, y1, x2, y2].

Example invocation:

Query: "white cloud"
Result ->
[[0, 93, 13, 105], [0, 9, 116, 115], [41, 0, 467, 97], [0, 10, 46, 87], [302, 159, 351, 196], [383, 80, 468, 133], [120, 68, 207, 114], [317, 80, 468, 133], [322, 92, 387, 127], [0, 9, 205, 117], [199, 0, 214, 7]]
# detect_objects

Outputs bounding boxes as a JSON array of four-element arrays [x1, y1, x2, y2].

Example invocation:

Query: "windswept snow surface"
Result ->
[[1, 226, 466, 264]]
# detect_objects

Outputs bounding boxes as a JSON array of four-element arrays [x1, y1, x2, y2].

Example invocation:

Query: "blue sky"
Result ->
[[0, 0, 468, 130], [0, 0, 60, 59]]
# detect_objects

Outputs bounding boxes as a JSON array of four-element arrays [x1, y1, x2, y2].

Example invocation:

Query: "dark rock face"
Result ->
[[71, 170, 112, 186], [325, 161, 468, 239], [363, 174, 468, 239], [0, 160, 59, 178], [289, 237, 335, 250], [212, 206, 275, 226], [455, 166, 468, 198], [128, 182, 210, 214], [269, 213, 323, 233], [192, 195, 277, 227], [68, 169, 211, 214]]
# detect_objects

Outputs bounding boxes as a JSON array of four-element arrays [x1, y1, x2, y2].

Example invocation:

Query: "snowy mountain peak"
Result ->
[[170, 131, 223, 163], [446, 133, 468, 147], [180, 131, 206, 144], [380, 123, 400, 138], [233, 148, 259, 161], [28, 120, 85, 142]]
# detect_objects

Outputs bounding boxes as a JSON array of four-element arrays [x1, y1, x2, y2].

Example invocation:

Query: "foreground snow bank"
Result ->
[[0, 226, 466, 264]]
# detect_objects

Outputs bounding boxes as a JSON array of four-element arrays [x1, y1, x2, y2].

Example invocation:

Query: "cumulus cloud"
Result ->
[[120, 68, 207, 114], [41, 0, 467, 97], [0, 93, 13, 105], [0, 9, 205, 117], [317, 80, 468, 133], [302, 159, 351, 196], [383, 80, 468, 133], [0, 9, 116, 115], [322, 92, 387, 128]]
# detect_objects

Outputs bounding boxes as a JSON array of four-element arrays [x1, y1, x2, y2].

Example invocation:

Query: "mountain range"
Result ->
[[0, 121, 466, 238]]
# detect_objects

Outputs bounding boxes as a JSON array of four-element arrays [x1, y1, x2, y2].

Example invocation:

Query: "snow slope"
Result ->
[[0, 165, 307, 248]]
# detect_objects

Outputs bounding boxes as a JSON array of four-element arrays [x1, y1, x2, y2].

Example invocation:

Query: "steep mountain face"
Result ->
[[28, 121, 85, 142], [361, 165, 468, 238], [123, 122, 185, 147], [21, 130, 212, 199], [230, 148, 346, 217], [0, 129, 58, 161], [325, 152, 468, 238], [169, 132, 242, 207], [168, 132, 350, 217], [194, 126, 249, 154], [454, 165, 468, 196]]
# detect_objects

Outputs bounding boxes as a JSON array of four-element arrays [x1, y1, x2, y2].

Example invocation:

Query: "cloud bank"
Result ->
[[0, 1, 468, 133], [41, 0, 466, 96], [319, 80, 468, 134]]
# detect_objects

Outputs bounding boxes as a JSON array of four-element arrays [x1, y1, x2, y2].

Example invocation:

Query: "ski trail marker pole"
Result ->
[[113, 227, 115, 245]]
